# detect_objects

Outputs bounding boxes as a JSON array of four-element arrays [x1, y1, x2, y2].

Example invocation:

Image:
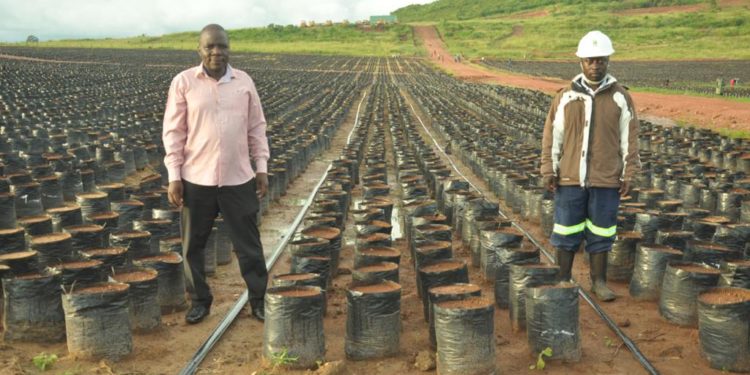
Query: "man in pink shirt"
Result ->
[[162, 24, 270, 324]]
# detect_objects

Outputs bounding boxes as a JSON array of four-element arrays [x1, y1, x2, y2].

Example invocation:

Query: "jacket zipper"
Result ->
[[585, 93, 594, 188]]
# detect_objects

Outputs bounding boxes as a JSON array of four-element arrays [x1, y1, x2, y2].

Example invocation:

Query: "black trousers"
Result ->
[[181, 178, 267, 307]]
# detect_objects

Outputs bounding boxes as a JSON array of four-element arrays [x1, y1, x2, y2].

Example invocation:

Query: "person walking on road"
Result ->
[[540, 30, 640, 302], [162, 24, 270, 323]]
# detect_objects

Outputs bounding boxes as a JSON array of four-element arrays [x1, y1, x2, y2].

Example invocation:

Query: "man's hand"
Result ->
[[543, 175, 557, 193], [256, 173, 269, 199], [619, 180, 631, 198], [168, 181, 183, 207]]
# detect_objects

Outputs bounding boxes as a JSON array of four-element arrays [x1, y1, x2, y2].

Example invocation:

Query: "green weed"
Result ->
[[31, 353, 57, 371]]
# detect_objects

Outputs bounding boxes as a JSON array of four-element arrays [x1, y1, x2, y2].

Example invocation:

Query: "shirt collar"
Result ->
[[195, 64, 235, 83], [572, 73, 617, 96]]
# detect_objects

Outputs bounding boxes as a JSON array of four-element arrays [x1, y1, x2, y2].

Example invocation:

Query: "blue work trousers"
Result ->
[[550, 186, 620, 253]]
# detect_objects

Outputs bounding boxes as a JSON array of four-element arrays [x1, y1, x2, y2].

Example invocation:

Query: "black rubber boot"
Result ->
[[590, 252, 616, 302], [555, 248, 576, 282]]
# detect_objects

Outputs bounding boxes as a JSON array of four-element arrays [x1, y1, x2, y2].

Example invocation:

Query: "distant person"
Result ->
[[730, 78, 736, 91], [162, 24, 270, 324], [540, 30, 640, 302]]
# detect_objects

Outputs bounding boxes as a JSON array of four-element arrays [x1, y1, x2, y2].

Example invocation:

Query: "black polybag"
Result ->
[[659, 262, 721, 326], [526, 283, 581, 362], [418, 259, 469, 321], [2, 270, 65, 342], [697, 287, 750, 373], [509, 264, 559, 332], [718, 260, 750, 289], [427, 283, 481, 349], [62, 282, 132, 360], [629, 244, 683, 301], [345, 281, 401, 360], [263, 286, 325, 369], [434, 297, 495, 375]]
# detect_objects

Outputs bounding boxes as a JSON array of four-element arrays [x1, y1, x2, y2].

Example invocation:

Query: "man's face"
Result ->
[[198, 29, 229, 74], [580, 56, 608, 82]]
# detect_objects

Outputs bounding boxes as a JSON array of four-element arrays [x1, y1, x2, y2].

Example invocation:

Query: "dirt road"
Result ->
[[415, 25, 750, 133]]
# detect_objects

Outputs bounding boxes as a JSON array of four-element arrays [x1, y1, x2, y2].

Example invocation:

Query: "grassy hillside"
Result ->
[[9, 24, 418, 57], [395, 0, 750, 60], [393, 0, 705, 22]]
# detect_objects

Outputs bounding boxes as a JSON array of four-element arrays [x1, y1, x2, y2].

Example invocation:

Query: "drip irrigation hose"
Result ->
[[406, 100, 660, 375], [179, 89, 368, 375]]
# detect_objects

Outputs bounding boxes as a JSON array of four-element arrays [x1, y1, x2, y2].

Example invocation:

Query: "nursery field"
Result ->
[[0, 47, 748, 375]]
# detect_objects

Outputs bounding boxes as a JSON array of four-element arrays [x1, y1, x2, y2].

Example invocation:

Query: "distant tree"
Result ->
[[26, 35, 39, 43]]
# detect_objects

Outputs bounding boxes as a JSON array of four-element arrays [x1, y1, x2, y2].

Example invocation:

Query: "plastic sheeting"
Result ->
[[697, 287, 750, 372], [134, 253, 188, 313], [2, 270, 65, 342], [112, 268, 161, 331], [62, 282, 132, 360], [345, 281, 401, 360], [629, 244, 683, 301], [427, 283, 481, 350], [718, 260, 750, 289], [263, 286, 325, 369], [607, 232, 642, 282], [509, 264, 559, 332], [434, 297, 495, 375], [659, 262, 721, 327], [526, 283, 581, 362]]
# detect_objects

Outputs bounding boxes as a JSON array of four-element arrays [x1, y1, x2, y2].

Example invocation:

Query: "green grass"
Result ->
[[6, 24, 420, 57], [630, 86, 750, 103], [395, 0, 750, 60], [393, 0, 706, 22], [716, 128, 750, 139]]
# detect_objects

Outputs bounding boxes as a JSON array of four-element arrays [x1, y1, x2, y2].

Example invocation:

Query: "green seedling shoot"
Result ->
[[32, 353, 58, 371], [270, 347, 298, 368], [529, 347, 553, 370]]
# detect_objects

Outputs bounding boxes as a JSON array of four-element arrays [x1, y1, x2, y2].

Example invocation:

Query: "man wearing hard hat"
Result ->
[[540, 31, 641, 301]]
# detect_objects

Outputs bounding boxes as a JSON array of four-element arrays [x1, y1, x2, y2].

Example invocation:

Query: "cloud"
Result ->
[[0, 0, 433, 42]]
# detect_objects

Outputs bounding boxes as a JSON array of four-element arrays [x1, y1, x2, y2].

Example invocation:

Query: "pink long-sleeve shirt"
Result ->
[[162, 64, 270, 187]]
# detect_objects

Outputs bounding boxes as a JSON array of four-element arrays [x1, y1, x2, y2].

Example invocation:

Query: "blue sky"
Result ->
[[0, 0, 433, 42]]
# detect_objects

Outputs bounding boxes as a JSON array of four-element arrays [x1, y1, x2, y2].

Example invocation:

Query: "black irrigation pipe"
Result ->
[[179, 90, 368, 375], [407, 101, 661, 375]]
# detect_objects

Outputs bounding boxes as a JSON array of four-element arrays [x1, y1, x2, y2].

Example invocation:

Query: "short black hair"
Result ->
[[200, 24, 226, 36]]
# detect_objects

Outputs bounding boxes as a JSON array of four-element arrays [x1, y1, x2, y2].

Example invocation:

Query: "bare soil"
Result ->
[[0, 251, 36, 261], [430, 283, 482, 295], [17, 215, 51, 225], [437, 297, 493, 309], [421, 260, 465, 273], [64, 224, 103, 233], [358, 247, 400, 257], [112, 270, 158, 283], [415, 25, 750, 133], [271, 288, 322, 298], [699, 287, 750, 304], [55, 261, 101, 269], [30, 232, 71, 244], [356, 262, 399, 273], [73, 283, 130, 295], [350, 282, 401, 294], [416, 241, 451, 252], [82, 247, 127, 256], [302, 227, 341, 239]]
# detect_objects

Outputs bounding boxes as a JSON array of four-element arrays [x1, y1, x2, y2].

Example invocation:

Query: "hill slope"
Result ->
[[5, 24, 418, 57], [395, 0, 750, 60]]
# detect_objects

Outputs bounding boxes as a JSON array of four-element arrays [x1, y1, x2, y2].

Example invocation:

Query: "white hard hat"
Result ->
[[576, 30, 615, 58]]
